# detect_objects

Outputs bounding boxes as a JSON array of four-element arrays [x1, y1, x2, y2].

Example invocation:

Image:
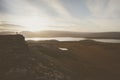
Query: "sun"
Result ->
[[20, 16, 54, 32], [24, 25, 50, 32], [23, 23, 42, 32], [22, 19, 45, 32], [25, 24, 49, 32], [25, 26, 41, 32]]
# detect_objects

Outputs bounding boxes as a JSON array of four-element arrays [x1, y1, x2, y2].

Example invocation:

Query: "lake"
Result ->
[[25, 37, 120, 43]]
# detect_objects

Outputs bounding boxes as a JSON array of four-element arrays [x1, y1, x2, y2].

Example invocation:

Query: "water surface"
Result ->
[[26, 37, 120, 43], [26, 37, 85, 41]]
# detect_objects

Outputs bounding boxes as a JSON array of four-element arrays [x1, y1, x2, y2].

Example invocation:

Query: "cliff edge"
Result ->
[[0, 35, 71, 80]]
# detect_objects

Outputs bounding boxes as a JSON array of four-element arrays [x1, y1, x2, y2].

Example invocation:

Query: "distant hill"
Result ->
[[20, 30, 120, 39]]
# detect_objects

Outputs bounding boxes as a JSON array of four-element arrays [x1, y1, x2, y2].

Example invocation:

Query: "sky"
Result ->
[[0, 0, 120, 32]]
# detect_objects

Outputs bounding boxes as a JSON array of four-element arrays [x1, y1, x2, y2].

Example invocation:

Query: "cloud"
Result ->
[[106, 0, 120, 18], [83, 0, 120, 32], [86, 0, 108, 17], [43, 0, 71, 18], [0, 0, 120, 32], [86, 0, 120, 18], [0, 22, 23, 32]]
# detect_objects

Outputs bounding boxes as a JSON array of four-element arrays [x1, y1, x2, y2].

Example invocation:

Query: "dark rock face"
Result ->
[[0, 35, 30, 80], [0, 35, 71, 80]]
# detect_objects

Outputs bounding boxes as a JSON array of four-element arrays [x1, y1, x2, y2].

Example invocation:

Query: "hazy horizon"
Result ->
[[0, 0, 120, 32]]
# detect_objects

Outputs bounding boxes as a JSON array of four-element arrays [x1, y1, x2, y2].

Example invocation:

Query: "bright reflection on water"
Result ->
[[25, 37, 85, 41], [93, 39, 120, 43], [25, 37, 120, 43], [59, 48, 68, 51]]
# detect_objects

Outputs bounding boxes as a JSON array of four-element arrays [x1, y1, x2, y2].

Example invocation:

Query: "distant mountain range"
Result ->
[[19, 30, 120, 39], [0, 30, 120, 39]]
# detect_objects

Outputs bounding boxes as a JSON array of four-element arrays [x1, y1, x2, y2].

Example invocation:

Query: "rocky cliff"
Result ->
[[0, 35, 72, 80]]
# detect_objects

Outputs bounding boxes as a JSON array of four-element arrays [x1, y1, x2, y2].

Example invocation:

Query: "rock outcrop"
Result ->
[[0, 35, 30, 80], [0, 35, 71, 80]]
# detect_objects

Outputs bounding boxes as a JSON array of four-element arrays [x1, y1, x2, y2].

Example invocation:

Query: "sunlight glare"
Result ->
[[15, 16, 54, 32]]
